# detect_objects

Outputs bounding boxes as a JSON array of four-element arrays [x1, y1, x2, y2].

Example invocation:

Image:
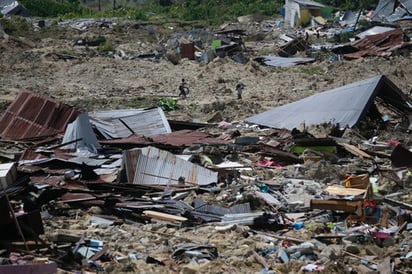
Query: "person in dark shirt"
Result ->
[[235, 82, 245, 100], [178, 78, 189, 99]]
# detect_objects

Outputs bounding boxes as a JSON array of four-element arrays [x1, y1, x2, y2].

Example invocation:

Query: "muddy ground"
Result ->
[[1, 17, 412, 274], [1, 18, 412, 125]]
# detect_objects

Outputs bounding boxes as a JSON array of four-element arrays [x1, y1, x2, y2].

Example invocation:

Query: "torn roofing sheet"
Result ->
[[254, 55, 315, 67], [401, 0, 412, 14], [245, 75, 412, 130], [62, 113, 101, 153], [0, 92, 78, 140], [89, 107, 171, 139], [372, 0, 412, 22], [123, 146, 218, 186], [372, 0, 396, 21]]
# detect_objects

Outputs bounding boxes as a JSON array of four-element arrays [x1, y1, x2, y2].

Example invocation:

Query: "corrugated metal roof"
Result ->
[[0, 92, 78, 140], [245, 75, 412, 130], [123, 146, 218, 186], [90, 107, 171, 139], [345, 28, 412, 58]]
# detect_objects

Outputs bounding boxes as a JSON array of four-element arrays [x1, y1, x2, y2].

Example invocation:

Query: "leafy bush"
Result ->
[[157, 98, 179, 112], [340, 30, 354, 42]]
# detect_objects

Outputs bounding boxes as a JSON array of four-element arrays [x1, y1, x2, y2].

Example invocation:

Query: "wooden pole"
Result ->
[[1, 187, 29, 251]]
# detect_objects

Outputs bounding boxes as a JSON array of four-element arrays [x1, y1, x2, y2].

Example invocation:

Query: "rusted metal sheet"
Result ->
[[123, 148, 140, 185], [124, 146, 218, 186], [101, 129, 230, 148], [180, 42, 195, 60], [344, 29, 412, 59], [19, 149, 49, 161], [0, 92, 78, 140], [152, 130, 230, 147], [61, 193, 96, 203]]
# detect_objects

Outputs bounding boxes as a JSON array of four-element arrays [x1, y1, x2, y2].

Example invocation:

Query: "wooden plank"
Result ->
[[339, 143, 372, 158], [325, 185, 366, 196], [143, 210, 188, 222]]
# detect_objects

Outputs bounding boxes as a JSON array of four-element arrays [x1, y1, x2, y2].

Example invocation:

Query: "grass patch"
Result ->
[[0, 16, 30, 36], [300, 65, 323, 75], [97, 38, 114, 53]]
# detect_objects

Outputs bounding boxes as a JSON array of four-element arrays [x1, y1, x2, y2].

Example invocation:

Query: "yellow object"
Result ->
[[297, 9, 311, 26], [314, 16, 326, 25]]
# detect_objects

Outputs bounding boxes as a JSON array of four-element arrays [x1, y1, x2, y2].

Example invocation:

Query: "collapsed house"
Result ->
[[0, 0, 27, 16], [245, 75, 412, 131], [284, 0, 325, 27]]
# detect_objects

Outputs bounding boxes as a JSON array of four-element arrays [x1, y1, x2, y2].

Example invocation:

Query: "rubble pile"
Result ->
[[1, 81, 412, 273]]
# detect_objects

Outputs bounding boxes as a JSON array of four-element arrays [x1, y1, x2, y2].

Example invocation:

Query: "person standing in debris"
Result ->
[[235, 82, 245, 100], [178, 78, 189, 99]]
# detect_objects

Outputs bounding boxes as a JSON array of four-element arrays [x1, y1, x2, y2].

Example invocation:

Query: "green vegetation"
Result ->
[[300, 65, 323, 75], [340, 30, 354, 42], [14, 0, 378, 25], [0, 15, 30, 35], [20, 0, 86, 17], [157, 98, 179, 112], [17, 0, 284, 25]]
